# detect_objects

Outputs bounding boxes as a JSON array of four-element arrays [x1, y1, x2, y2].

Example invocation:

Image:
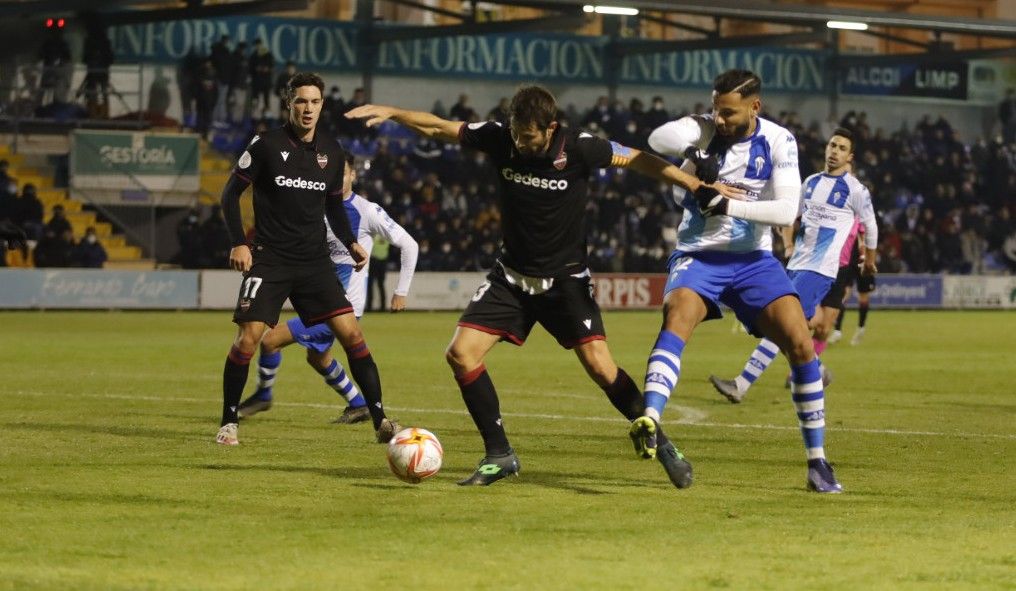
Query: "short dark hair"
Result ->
[[285, 72, 325, 103], [509, 85, 557, 129], [831, 127, 856, 153], [713, 69, 762, 97], [344, 153, 355, 168]]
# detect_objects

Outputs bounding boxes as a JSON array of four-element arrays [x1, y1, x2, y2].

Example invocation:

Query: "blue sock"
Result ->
[[734, 338, 780, 392], [318, 359, 365, 407], [255, 350, 282, 400], [643, 330, 685, 421], [791, 359, 826, 460]]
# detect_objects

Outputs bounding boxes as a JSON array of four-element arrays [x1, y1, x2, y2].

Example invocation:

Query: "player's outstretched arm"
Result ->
[[611, 142, 744, 199], [345, 105, 461, 143]]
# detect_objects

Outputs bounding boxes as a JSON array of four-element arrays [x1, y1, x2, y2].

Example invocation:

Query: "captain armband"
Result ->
[[609, 141, 634, 167]]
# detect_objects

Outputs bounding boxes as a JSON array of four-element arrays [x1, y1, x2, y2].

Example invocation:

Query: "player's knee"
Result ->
[[785, 336, 815, 365], [233, 332, 261, 355], [306, 350, 330, 371], [813, 324, 830, 341], [445, 344, 479, 374]]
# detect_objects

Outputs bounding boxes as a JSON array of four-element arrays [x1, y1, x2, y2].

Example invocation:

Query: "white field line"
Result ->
[[10, 390, 1016, 441]]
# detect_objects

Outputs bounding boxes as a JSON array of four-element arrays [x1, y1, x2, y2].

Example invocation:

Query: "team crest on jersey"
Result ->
[[316, 153, 328, 169], [553, 151, 567, 170], [281, 151, 289, 162]]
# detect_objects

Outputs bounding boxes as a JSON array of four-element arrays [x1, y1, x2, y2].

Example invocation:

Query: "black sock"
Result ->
[[456, 364, 511, 456], [222, 346, 252, 426], [344, 341, 385, 429], [858, 303, 869, 328], [602, 367, 671, 447], [835, 309, 846, 331]]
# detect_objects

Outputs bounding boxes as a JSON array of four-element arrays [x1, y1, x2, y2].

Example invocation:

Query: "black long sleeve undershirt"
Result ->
[[220, 173, 250, 248]]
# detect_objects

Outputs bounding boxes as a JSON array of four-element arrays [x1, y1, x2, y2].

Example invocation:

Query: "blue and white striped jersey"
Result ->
[[649, 115, 801, 253], [788, 172, 877, 278], [324, 193, 419, 316]]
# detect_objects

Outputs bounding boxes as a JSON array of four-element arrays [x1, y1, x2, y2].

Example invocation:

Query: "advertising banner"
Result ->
[[943, 275, 1016, 309], [70, 130, 200, 193], [620, 47, 825, 93], [110, 16, 825, 90], [840, 62, 968, 100], [591, 273, 667, 310], [0, 269, 198, 309], [844, 274, 943, 308]]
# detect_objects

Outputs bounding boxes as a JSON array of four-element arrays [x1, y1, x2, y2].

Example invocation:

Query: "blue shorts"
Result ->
[[788, 270, 834, 321], [287, 317, 335, 353], [664, 250, 797, 336]]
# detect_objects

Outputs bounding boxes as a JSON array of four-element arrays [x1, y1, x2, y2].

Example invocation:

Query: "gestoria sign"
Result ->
[[71, 130, 200, 192]]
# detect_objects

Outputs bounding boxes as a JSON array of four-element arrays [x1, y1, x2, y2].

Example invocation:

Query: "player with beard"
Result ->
[[631, 69, 844, 493], [347, 85, 741, 487]]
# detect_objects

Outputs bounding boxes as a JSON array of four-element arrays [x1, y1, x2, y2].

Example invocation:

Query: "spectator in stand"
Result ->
[[199, 204, 231, 268], [74, 226, 107, 268], [415, 239, 437, 271], [178, 48, 203, 127], [176, 207, 203, 268], [341, 88, 369, 138], [79, 16, 115, 118], [210, 34, 232, 122], [0, 160, 13, 190], [195, 59, 218, 139], [366, 237, 389, 312], [34, 228, 75, 267], [249, 39, 274, 119], [583, 96, 616, 132], [449, 93, 476, 122], [12, 183, 44, 240], [274, 61, 297, 118], [45, 204, 72, 237], [642, 96, 670, 134], [998, 88, 1015, 144], [486, 97, 509, 124], [38, 24, 72, 106], [322, 85, 344, 135], [227, 41, 250, 122]]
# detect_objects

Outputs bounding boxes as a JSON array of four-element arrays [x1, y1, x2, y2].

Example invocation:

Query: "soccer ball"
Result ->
[[386, 427, 443, 484]]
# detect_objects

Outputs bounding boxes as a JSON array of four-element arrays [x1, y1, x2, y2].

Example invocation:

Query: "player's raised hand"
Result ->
[[229, 244, 252, 272], [345, 104, 395, 128], [390, 294, 407, 313], [349, 242, 369, 271]]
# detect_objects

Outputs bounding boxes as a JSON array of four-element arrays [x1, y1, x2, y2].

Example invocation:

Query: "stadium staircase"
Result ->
[[199, 145, 254, 229], [1, 144, 149, 268]]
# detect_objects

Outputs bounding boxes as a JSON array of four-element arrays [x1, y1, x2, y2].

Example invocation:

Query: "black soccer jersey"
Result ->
[[459, 121, 613, 277], [228, 124, 351, 262]]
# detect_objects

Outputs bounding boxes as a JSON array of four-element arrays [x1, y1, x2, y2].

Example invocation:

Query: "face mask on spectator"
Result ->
[[86, 235, 97, 244], [188, 215, 198, 223]]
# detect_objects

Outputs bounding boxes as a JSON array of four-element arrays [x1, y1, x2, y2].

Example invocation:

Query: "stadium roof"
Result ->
[[510, 0, 1016, 40]]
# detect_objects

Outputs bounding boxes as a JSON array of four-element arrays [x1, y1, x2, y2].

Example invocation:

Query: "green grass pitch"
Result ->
[[1, 310, 1013, 590]]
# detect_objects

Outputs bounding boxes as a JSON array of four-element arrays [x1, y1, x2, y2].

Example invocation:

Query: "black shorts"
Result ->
[[855, 272, 876, 294], [821, 265, 852, 310], [458, 264, 606, 349], [233, 250, 353, 327]]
